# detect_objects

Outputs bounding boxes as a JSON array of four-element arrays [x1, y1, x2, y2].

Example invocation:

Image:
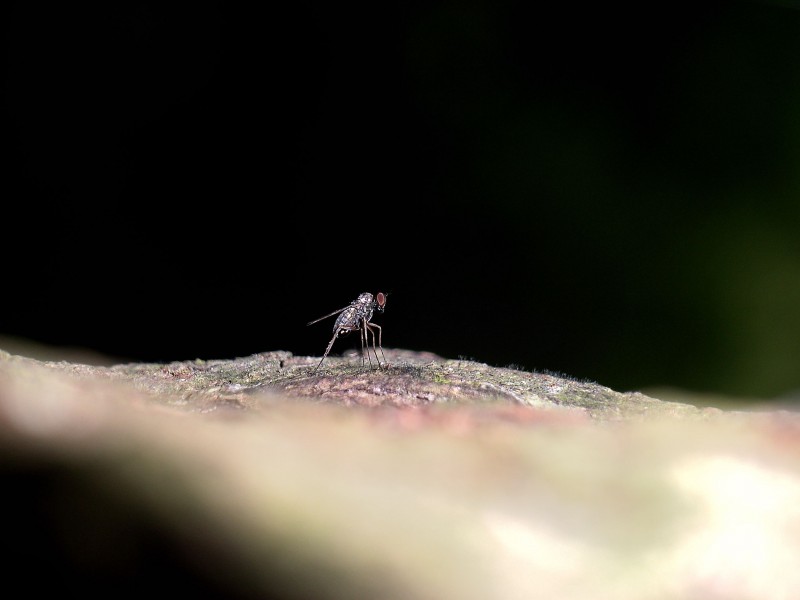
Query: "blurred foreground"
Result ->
[[2, 346, 800, 599]]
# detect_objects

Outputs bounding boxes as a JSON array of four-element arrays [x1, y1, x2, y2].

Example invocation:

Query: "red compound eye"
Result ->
[[376, 292, 386, 307]]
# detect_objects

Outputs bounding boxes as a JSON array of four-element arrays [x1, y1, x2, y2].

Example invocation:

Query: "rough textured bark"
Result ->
[[5, 348, 712, 419], [1, 346, 799, 600]]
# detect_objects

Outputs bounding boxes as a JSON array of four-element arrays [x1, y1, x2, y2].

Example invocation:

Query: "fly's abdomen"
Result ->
[[334, 306, 360, 331]]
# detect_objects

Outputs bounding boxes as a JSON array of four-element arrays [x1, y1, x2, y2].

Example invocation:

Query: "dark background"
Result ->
[[3, 0, 800, 401]]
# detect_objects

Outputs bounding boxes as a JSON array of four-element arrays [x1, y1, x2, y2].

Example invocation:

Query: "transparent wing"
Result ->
[[306, 305, 349, 326]]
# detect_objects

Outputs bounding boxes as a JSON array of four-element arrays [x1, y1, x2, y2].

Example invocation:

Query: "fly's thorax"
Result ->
[[353, 294, 376, 322], [355, 293, 374, 306], [362, 306, 374, 323]]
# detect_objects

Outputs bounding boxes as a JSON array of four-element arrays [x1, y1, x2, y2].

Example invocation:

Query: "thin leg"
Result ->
[[364, 322, 386, 368], [360, 321, 374, 368], [370, 322, 386, 365], [314, 331, 339, 372], [362, 323, 374, 368]]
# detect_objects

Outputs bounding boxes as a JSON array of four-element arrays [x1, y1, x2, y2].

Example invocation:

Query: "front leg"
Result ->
[[364, 322, 387, 368], [359, 322, 371, 368]]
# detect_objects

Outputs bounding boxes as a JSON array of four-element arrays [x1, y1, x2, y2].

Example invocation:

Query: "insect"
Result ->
[[307, 292, 388, 372]]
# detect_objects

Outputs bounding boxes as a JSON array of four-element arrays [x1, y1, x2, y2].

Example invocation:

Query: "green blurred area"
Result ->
[[398, 0, 800, 400]]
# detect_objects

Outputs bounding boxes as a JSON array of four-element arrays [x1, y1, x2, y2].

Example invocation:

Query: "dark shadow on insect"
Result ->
[[307, 292, 388, 372]]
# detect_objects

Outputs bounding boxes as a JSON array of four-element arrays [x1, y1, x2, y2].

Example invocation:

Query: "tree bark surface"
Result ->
[[1, 347, 798, 600]]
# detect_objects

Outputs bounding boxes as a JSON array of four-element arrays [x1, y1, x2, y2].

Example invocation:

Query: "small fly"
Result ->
[[307, 292, 388, 372]]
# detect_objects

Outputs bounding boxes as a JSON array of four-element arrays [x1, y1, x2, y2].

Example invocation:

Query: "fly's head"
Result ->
[[375, 292, 387, 313]]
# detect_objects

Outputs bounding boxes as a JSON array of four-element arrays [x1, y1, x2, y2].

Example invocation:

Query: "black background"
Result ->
[[4, 1, 800, 400]]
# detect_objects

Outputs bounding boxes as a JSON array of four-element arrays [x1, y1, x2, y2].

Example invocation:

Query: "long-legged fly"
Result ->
[[307, 292, 388, 372]]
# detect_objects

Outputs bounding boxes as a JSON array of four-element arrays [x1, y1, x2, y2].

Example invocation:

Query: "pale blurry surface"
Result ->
[[0, 335, 126, 366], [2, 348, 800, 600]]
